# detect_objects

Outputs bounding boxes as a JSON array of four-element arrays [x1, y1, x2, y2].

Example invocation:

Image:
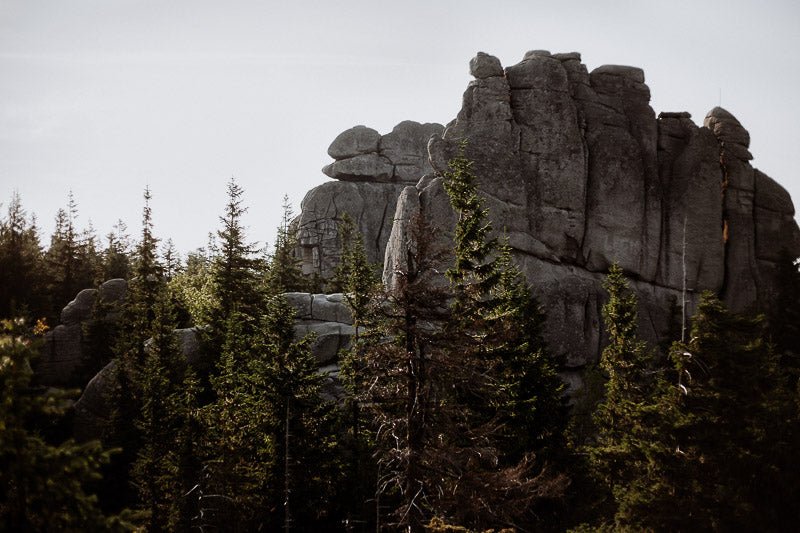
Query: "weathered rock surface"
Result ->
[[36, 278, 128, 387], [322, 121, 444, 184], [285, 292, 355, 366], [381, 51, 800, 368], [295, 181, 406, 279], [298, 121, 444, 280]]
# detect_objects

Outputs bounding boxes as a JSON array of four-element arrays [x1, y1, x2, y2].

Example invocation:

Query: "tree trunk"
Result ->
[[285, 399, 292, 533]]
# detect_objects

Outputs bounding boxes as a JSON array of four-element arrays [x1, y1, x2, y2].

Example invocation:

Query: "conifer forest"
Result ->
[[1, 154, 799, 532]]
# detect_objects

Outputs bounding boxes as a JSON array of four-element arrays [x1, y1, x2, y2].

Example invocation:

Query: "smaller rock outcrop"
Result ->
[[297, 120, 444, 279], [69, 289, 354, 441], [36, 279, 127, 387]]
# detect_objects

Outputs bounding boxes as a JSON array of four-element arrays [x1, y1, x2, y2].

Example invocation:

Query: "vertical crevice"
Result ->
[[717, 140, 731, 297]]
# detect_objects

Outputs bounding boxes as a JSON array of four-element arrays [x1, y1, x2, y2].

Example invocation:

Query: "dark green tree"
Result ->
[[101, 219, 132, 281], [333, 210, 382, 529], [0, 191, 47, 320], [264, 195, 306, 295], [46, 192, 100, 318], [201, 296, 340, 532], [441, 148, 569, 526], [0, 318, 136, 531], [585, 262, 658, 529], [210, 178, 262, 328], [661, 292, 800, 531]]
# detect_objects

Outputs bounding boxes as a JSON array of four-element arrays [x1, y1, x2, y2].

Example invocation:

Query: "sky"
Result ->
[[1, 0, 798, 256]]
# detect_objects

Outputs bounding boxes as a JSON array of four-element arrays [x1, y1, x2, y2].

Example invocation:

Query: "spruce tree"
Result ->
[[333, 210, 382, 529], [662, 292, 800, 531], [0, 191, 47, 320], [210, 177, 261, 327], [586, 262, 658, 529], [264, 195, 306, 295], [46, 192, 92, 317], [0, 318, 136, 531], [101, 219, 132, 281], [441, 148, 569, 526]]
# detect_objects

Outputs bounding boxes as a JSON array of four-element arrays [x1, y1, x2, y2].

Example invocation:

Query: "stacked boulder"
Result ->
[[296, 121, 443, 279]]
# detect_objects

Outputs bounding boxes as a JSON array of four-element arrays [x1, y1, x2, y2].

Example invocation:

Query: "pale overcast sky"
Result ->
[[1, 0, 798, 255]]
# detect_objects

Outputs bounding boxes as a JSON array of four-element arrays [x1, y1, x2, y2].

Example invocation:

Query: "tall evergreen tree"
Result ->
[[662, 292, 800, 531], [264, 195, 306, 295], [101, 219, 132, 281], [201, 296, 340, 531], [588, 263, 676, 529], [0, 318, 136, 531], [0, 191, 47, 320], [46, 191, 99, 317], [210, 178, 261, 327], [333, 211, 382, 530], [441, 149, 568, 528]]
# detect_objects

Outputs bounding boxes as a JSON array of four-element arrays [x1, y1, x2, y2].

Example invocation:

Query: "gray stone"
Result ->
[[506, 54, 569, 91], [382, 50, 799, 370], [61, 288, 97, 326], [523, 50, 552, 60], [591, 64, 646, 84], [704, 107, 751, 147], [176, 328, 203, 365], [284, 292, 313, 319], [73, 361, 117, 442], [469, 52, 503, 79], [296, 180, 405, 279], [327, 125, 380, 159], [382, 186, 422, 289], [379, 121, 444, 183], [302, 321, 355, 365], [310, 293, 352, 324], [322, 152, 394, 182]]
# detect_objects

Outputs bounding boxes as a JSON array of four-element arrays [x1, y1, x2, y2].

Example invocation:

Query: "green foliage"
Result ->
[[442, 145, 500, 323], [263, 195, 306, 295], [201, 296, 341, 531], [101, 219, 132, 281], [169, 248, 216, 327], [441, 149, 569, 527], [0, 319, 135, 531], [0, 191, 48, 321], [210, 178, 263, 325], [45, 191, 102, 317]]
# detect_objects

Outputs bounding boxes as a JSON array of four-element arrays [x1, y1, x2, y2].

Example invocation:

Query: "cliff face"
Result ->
[[302, 50, 800, 373], [296, 121, 443, 279]]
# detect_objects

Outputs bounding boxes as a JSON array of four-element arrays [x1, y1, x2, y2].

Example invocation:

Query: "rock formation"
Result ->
[[296, 121, 443, 279], [35, 278, 127, 387], [65, 286, 354, 441], [304, 50, 800, 378]]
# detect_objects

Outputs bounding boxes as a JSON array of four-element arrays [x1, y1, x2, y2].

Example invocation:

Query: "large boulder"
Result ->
[[385, 50, 800, 369], [322, 121, 444, 184], [36, 279, 128, 387], [295, 181, 406, 279], [298, 121, 444, 279]]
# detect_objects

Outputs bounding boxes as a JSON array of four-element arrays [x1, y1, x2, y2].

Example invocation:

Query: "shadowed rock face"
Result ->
[[375, 51, 799, 369], [35, 278, 128, 387]]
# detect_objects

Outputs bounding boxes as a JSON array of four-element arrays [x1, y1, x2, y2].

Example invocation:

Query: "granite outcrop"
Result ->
[[296, 121, 444, 279], [303, 50, 800, 375]]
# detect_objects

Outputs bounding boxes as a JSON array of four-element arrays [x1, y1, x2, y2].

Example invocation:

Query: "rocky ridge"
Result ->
[[302, 50, 800, 374]]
